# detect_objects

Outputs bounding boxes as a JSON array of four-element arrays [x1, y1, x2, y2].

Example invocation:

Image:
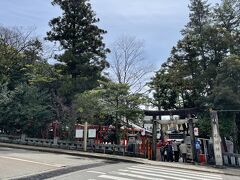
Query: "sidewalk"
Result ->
[[1, 142, 240, 177]]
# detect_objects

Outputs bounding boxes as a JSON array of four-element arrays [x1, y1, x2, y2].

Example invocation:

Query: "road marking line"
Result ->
[[99, 175, 135, 180], [119, 169, 129, 172], [119, 169, 204, 180], [0, 155, 61, 167], [114, 171, 163, 180], [135, 165, 222, 178], [135, 166, 222, 179], [87, 171, 106, 174], [98, 175, 135, 180], [128, 167, 222, 180]]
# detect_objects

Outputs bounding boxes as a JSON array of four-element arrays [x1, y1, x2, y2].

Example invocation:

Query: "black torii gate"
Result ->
[[144, 108, 199, 161]]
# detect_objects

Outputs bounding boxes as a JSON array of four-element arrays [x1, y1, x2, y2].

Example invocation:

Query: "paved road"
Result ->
[[47, 163, 239, 180], [0, 147, 239, 180]]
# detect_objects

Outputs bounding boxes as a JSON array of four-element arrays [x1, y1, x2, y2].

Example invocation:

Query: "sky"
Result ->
[[0, 0, 221, 68]]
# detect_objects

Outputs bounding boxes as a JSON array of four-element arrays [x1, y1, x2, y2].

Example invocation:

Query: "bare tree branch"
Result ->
[[0, 26, 37, 58], [109, 35, 154, 93]]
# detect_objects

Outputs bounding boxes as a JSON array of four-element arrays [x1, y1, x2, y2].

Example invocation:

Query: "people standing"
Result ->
[[179, 141, 187, 163], [163, 145, 168, 161], [167, 141, 173, 162], [173, 140, 179, 162], [160, 144, 165, 161], [195, 140, 201, 163]]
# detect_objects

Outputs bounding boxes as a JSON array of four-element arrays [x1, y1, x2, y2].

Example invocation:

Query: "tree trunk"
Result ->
[[233, 113, 239, 153], [235, 113, 240, 153], [115, 122, 121, 145], [115, 96, 121, 144]]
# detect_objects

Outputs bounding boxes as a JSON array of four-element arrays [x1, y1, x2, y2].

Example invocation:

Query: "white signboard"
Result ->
[[194, 127, 199, 136], [144, 124, 153, 132], [75, 129, 83, 138], [88, 129, 96, 138]]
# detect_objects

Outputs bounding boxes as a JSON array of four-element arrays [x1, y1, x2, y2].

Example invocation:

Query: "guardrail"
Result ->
[[223, 152, 240, 167], [0, 134, 143, 157], [0, 135, 90, 150], [0, 134, 21, 143]]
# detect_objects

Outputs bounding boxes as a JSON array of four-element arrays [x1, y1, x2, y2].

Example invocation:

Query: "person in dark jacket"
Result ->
[[167, 141, 173, 162], [160, 144, 165, 161], [163, 145, 168, 161]]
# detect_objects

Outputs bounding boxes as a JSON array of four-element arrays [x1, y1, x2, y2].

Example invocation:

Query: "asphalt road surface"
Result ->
[[0, 147, 239, 180]]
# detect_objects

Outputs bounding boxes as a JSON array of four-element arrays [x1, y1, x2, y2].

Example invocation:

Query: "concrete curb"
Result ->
[[1, 142, 240, 177], [0, 142, 143, 164]]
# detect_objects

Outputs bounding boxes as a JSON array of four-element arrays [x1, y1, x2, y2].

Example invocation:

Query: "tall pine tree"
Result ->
[[46, 0, 110, 101]]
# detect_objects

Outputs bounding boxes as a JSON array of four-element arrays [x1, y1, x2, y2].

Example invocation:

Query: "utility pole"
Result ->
[[152, 115, 157, 160], [188, 114, 197, 163]]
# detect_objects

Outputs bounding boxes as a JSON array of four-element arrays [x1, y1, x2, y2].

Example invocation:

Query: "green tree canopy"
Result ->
[[149, 0, 240, 148], [46, 0, 110, 100], [213, 55, 240, 109]]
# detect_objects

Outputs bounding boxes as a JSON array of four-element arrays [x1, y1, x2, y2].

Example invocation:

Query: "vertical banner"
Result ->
[[210, 110, 223, 166]]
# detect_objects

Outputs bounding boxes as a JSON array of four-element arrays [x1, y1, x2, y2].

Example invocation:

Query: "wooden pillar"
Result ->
[[152, 115, 157, 160], [188, 115, 197, 163], [84, 122, 88, 152]]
